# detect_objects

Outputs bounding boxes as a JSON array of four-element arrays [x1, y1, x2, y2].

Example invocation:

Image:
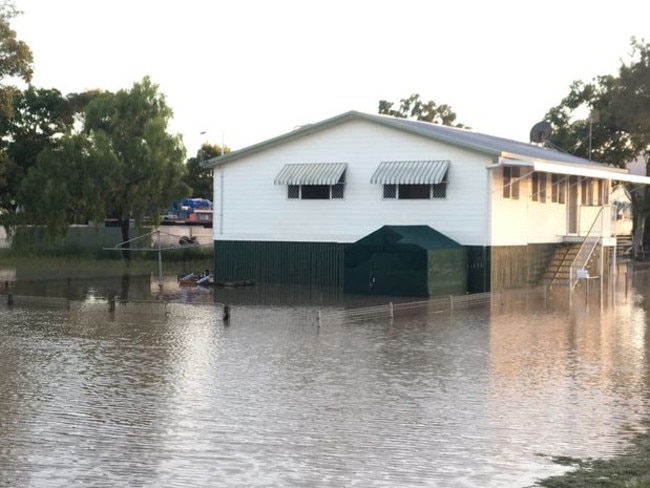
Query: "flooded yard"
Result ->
[[0, 263, 649, 487]]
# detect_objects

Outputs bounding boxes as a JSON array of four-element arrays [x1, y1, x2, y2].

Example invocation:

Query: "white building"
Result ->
[[204, 111, 650, 295]]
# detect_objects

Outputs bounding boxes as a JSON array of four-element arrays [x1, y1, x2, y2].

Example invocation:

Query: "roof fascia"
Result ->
[[202, 111, 361, 168]]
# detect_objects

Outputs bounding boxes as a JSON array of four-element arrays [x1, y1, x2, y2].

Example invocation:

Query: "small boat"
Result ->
[[178, 272, 212, 286], [177, 272, 255, 289]]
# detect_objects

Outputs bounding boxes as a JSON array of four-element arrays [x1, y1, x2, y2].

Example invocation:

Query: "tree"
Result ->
[[0, 87, 95, 215], [610, 38, 650, 168], [84, 76, 189, 258], [544, 38, 650, 258], [19, 133, 118, 239], [544, 77, 637, 166], [378, 93, 467, 127], [0, 1, 33, 118], [183, 143, 223, 200], [0, 1, 33, 222], [610, 39, 650, 257], [20, 77, 189, 259]]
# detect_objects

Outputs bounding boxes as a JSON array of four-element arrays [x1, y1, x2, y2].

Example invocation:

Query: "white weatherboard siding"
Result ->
[[212, 119, 491, 246], [490, 167, 568, 246]]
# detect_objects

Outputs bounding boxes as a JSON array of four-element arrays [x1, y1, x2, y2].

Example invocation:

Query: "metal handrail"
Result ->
[[569, 205, 609, 289]]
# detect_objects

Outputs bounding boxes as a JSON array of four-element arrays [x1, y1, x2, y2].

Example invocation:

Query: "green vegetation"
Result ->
[[0, 249, 212, 281], [378, 93, 467, 127], [535, 422, 650, 487], [544, 38, 650, 258]]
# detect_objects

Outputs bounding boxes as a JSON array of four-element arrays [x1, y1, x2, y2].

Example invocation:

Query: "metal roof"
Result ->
[[203, 111, 650, 184], [370, 160, 450, 185], [274, 162, 347, 185]]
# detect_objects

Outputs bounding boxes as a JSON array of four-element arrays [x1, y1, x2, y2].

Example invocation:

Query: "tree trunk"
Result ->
[[120, 218, 131, 261]]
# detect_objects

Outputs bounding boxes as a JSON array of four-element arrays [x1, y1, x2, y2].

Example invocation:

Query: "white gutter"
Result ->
[[488, 157, 650, 185]]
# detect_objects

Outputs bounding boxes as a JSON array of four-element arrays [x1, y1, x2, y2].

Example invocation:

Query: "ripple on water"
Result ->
[[0, 291, 648, 487]]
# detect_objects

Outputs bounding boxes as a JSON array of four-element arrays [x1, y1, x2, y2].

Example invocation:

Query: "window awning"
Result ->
[[370, 160, 450, 185], [274, 163, 347, 185]]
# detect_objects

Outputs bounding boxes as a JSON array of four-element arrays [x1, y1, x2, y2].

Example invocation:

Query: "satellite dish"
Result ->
[[530, 121, 552, 143]]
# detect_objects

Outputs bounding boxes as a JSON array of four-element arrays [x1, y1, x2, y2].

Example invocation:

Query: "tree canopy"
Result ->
[[0, 87, 97, 215], [19, 77, 189, 258], [544, 38, 650, 257], [183, 143, 224, 200], [545, 38, 650, 169], [378, 93, 467, 128], [0, 1, 33, 118]]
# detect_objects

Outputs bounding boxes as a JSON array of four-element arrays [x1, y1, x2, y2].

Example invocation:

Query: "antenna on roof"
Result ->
[[529, 121, 552, 145]]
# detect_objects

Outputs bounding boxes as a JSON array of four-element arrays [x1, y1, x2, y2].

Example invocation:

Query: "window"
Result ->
[[382, 180, 448, 200], [596, 179, 606, 205], [275, 163, 347, 200], [532, 172, 547, 203], [371, 160, 450, 200], [287, 180, 345, 200], [581, 178, 594, 205], [551, 174, 566, 204], [503, 166, 520, 199]]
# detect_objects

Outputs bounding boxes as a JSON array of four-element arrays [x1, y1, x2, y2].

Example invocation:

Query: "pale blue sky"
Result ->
[[12, 0, 650, 158]]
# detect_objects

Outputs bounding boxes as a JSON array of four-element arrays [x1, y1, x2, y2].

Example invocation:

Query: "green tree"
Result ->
[[19, 133, 118, 239], [0, 87, 95, 215], [183, 143, 223, 200], [544, 38, 650, 257], [610, 39, 650, 257], [544, 77, 636, 165], [83, 76, 189, 258], [378, 93, 467, 127], [20, 77, 189, 259], [0, 1, 33, 118], [610, 38, 650, 168], [0, 1, 33, 222]]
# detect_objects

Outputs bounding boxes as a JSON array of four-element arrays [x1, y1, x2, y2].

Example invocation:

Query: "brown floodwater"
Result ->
[[0, 265, 648, 487]]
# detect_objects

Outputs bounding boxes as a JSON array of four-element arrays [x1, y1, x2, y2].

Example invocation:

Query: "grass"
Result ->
[[534, 422, 650, 487], [0, 249, 213, 281]]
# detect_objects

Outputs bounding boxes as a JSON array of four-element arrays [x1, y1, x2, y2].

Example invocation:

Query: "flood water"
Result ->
[[0, 266, 649, 487]]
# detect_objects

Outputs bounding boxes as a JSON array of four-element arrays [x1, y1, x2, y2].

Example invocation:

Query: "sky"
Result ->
[[10, 0, 650, 159]]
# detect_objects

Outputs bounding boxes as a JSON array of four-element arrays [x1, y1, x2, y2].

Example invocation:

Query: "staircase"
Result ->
[[543, 244, 581, 288], [616, 235, 633, 258]]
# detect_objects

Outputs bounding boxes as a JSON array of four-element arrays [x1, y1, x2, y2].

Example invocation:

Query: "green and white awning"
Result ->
[[370, 160, 450, 185], [274, 163, 347, 185]]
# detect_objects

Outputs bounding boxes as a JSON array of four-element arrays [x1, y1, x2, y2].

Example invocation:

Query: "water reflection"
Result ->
[[0, 277, 649, 487]]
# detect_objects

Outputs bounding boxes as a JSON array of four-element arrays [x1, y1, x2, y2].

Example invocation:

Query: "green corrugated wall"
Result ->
[[214, 240, 566, 296], [213, 240, 345, 287]]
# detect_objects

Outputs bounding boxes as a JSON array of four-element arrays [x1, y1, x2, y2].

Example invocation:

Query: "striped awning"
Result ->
[[370, 160, 450, 185], [274, 163, 347, 185]]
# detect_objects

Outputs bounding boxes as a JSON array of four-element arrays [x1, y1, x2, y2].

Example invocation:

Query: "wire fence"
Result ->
[[0, 281, 621, 325], [0, 294, 226, 318], [315, 290, 537, 325]]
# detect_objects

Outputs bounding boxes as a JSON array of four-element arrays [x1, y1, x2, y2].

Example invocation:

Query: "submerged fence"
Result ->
[[1, 272, 637, 325], [0, 288, 541, 324], [0, 293, 226, 319]]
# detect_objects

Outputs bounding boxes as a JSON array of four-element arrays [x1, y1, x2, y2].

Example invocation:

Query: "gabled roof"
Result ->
[[202, 110, 635, 178], [353, 225, 462, 251]]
